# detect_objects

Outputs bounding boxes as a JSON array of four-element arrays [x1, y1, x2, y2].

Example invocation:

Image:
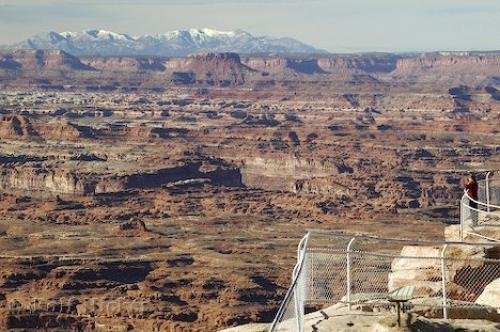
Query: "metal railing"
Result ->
[[460, 171, 500, 241], [269, 233, 310, 332], [269, 231, 500, 332]]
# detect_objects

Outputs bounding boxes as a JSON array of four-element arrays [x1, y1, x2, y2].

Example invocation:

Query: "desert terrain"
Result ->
[[0, 50, 499, 331]]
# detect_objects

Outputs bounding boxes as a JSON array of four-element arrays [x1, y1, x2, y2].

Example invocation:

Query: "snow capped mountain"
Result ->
[[6, 29, 326, 56], [60, 30, 135, 42]]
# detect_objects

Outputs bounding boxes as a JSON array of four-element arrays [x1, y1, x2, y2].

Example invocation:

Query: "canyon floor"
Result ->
[[0, 51, 499, 331]]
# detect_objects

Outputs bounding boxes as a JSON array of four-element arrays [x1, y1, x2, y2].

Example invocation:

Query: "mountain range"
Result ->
[[4, 28, 327, 57]]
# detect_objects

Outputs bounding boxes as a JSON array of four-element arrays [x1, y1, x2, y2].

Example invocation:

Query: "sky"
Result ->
[[0, 0, 499, 52]]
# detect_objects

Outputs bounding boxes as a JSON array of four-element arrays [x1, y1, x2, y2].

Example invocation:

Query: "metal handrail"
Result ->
[[461, 194, 500, 213], [268, 232, 310, 332], [306, 228, 497, 247], [463, 190, 500, 209]]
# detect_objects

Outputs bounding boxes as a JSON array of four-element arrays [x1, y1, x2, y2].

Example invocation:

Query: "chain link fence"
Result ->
[[481, 171, 500, 207], [269, 231, 500, 332]]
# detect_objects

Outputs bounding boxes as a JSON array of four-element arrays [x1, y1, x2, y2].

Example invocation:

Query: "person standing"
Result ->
[[464, 175, 479, 225]]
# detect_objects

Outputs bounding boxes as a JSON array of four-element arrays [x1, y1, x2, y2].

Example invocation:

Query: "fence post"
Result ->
[[485, 171, 491, 212], [268, 233, 309, 332], [459, 194, 470, 242], [346, 237, 356, 311], [293, 258, 302, 332], [460, 195, 465, 241], [440, 244, 449, 319], [294, 233, 309, 332], [294, 289, 302, 332]]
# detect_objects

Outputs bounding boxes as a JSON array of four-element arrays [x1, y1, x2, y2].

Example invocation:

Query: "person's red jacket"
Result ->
[[465, 181, 478, 199]]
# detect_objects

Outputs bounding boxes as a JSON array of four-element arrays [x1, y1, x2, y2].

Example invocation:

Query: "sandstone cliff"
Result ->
[[81, 56, 165, 72], [165, 53, 253, 86], [0, 49, 90, 71], [1, 51, 500, 93], [392, 54, 500, 76]]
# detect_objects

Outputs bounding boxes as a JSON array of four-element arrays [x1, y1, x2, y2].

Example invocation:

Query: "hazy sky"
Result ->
[[0, 0, 499, 52]]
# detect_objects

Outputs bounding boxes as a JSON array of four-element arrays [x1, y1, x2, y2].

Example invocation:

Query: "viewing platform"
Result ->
[[268, 171, 500, 332], [459, 171, 500, 242], [268, 232, 500, 332]]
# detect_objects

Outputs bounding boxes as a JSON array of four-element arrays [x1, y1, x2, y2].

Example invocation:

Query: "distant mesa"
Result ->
[[166, 52, 252, 86], [1, 47, 499, 91], [0, 49, 92, 71], [3, 28, 327, 57]]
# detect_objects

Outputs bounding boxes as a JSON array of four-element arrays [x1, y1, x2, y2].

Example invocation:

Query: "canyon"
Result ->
[[0, 50, 498, 331]]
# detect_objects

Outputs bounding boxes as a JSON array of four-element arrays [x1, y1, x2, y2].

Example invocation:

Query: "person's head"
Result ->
[[469, 174, 476, 183]]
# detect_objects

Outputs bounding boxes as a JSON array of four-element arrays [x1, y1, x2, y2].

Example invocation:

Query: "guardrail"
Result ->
[[460, 171, 500, 241], [269, 231, 500, 332], [269, 232, 310, 332]]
